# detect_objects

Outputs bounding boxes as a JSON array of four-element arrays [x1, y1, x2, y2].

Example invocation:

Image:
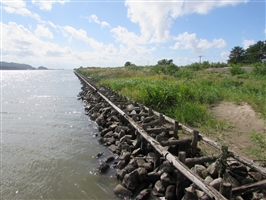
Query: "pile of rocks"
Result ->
[[77, 77, 266, 200]]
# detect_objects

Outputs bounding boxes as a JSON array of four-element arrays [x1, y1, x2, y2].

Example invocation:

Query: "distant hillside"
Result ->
[[37, 66, 48, 70], [0, 61, 36, 70]]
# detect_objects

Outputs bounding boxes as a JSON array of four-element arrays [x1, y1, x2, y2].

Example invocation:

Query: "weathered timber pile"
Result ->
[[76, 72, 266, 200]]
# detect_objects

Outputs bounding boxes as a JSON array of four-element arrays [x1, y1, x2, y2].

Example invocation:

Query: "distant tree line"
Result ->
[[228, 40, 266, 64], [123, 40, 266, 73]]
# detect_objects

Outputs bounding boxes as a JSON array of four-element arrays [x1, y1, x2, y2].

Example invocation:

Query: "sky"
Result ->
[[1, 0, 265, 69]]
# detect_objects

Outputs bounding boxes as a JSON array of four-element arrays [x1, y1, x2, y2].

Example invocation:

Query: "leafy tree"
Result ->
[[228, 46, 245, 64], [157, 59, 173, 65], [124, 61, 133, 66], [245, 41, 266, 64]]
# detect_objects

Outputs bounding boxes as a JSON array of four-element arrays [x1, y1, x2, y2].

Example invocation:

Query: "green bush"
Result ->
[[230, 64, 246, 76], [252, 62, 266, 75]]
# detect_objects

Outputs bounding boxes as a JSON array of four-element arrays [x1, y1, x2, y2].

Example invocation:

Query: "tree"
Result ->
[[228, 46, 245, 64], [124, 61, 133, 66], [157, 59, 173, 65], [245, 41, 266, 64]]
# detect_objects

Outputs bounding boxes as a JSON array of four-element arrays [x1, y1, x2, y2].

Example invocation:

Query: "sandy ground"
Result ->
[[211, 102, 266, 160]]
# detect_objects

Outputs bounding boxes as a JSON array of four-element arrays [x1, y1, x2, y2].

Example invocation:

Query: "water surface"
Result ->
[[1, 70, 119, 199]]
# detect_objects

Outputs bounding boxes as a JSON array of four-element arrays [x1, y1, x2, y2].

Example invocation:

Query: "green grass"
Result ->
[[246, 131, 266, 165], [76, 65, 266, 127]]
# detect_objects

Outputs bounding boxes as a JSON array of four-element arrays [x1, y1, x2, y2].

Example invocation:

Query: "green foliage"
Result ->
[[187, 62, 203, 71], [174, 69, 195, 80], [157, 59, 173, 65], [252, 62, 266, 75], [75, 61, 266, 126], [124, 61, 134, 67], [228, 40, 266, 64], [229, 64, 246, 76], [228, 46, 245, 64], [245, 41, 266, 64], [246, 131, 266, 164]]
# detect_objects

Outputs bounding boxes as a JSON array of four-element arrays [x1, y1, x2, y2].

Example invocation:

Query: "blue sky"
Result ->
[[1, 0, 265, 69]]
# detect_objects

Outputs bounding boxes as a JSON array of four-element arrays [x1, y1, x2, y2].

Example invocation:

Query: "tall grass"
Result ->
[[76, 64, 266, 127]]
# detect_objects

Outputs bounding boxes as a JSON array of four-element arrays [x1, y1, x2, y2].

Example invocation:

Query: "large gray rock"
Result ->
[[136, 189, 150, 200], [210, 177, 222, 190], [192, 164, 208, 179], [104, 156, 115, 163], [108, 144, 120, 153], [147, 171, 160, 184], [136, 167, 148, 183], [114, 184, 133, 197], [160, 172, 175, 188], [122, 170, 139, 190], [207, 162, 218, 178], [165, 185, 176, 200], [116, 160, 127, 169], [157, 161, 175, 175], [223, 171, 240, 187], [116, 169, 127, 181], [119, 151, 131, 162], [97, 163, 109, 173], [154, 180, 165, 193]]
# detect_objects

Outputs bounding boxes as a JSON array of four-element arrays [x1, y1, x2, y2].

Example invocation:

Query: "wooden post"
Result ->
[[148, 108, 152, 116], [141, 126, 147, 154], [159, 113, 164, 125], [173, 120, 179, 139], [178, 151, 186, 164], [154, 150, 161, 169], [192, 130, 199, 156], [220, 181, 232, 199]]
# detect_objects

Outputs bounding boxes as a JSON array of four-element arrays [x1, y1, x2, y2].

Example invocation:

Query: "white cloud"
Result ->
[[101, 21, 110, 28], [242, 39, 255, 49], [1, 21, 117, 68], [170, 32, 226, 54], [61, 26, 104, 50], [2, 0, 41, 21], [1, 22, 71, 63], [89, 14, 100, 24], [221, 51, 230, 60], [1, 0, 26, 8], [31, 0, 67, 11], [111, 26, 143, 45], [125, 0, 248, 43], [110, 26, 155, 64], [35, 24, 54, 38], [87, 14, 111, 28]]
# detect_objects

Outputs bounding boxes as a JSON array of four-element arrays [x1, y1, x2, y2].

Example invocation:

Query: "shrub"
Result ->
[[252, 62, 266, 75], [230, 64, 246, 76]]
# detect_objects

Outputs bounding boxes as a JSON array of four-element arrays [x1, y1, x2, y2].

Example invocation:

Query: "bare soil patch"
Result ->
[[211, 102, 266, 160]]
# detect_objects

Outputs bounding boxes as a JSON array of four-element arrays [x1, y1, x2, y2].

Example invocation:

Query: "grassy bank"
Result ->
[[76, 64, 265, 125]]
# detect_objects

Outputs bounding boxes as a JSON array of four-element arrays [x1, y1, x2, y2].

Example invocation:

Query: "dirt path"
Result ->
[[211, 102, 266, 160]]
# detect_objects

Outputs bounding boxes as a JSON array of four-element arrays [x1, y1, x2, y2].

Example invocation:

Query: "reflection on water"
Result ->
[[1, 70, 119, 199]]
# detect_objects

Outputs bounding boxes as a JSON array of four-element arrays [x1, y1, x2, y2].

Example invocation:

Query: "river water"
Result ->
[[1, 70, 120, 200]]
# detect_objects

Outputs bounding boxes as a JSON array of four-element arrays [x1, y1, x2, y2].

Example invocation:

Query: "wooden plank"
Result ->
[[185, 155, 218, 165], [161, 138, 192, 146], [232, 179, 266, 197], [231, 151, 266, 177], [146, 127, 173, 134]]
